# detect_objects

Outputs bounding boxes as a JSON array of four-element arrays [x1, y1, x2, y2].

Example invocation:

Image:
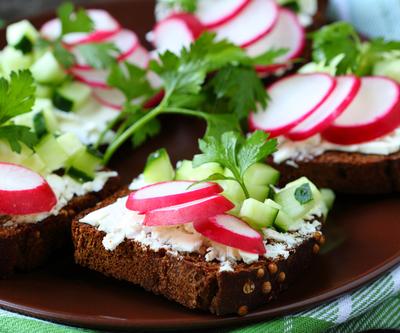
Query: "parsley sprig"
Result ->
[[101, 33, 284, 163], [192, 131, 277, 198], [308, 22, 400, 76], [0, 70, 38, 153]]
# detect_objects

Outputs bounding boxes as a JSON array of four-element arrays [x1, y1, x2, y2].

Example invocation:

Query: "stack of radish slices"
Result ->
[[40, 9, 150, 111], [249, 74, 400, 145], [152, 0, 305, 75], [0, 163, 56, 215], [126, 181, 266, 255]]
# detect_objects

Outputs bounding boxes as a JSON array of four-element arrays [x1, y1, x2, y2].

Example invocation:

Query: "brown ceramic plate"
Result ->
[[0, 1, 400, 331]]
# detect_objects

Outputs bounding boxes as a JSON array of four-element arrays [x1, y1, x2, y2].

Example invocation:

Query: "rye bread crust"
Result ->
[[271, 151, 400, 194], [72, 192, 323, 316], [0, 176, 120, 278]]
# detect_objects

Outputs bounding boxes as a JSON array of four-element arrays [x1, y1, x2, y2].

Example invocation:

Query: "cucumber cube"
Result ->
[[274, 210, 296, 232], [67, 147, 102, 182], [247, 183, 270, 202], [175, 160, 223, 181], [21, 153, 46, 174], [240, 198, 279, 229], [36, 84, 53, 98], [1, 46, 33, 74], [30, 51, 66, 84], [320, 188, 335, 210], [244, 163, 280, 186], [35, 134, 69, 172], [57, 133, 84, 157], [6, 20, 39, 54], [143, 148, 175, 183], [53, 82, 92, 112]]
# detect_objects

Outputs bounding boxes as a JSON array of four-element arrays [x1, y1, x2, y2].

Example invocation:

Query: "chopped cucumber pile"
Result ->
[[137, 148, 335, 233]]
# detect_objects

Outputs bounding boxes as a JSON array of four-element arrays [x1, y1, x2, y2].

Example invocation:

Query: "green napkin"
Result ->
[[0, 265, 399, 333]]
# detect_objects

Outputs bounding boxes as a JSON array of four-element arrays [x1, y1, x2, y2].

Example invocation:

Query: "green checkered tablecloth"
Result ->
[[1, 0, 400, 332]]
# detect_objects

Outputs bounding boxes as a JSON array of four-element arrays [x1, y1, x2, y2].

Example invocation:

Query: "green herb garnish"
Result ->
[[0, 70, 38, 153], [192, 130, 277, 199], [294, 183, 313, 204], [57, 2, 94, 35], [160, 0, 198, 13]]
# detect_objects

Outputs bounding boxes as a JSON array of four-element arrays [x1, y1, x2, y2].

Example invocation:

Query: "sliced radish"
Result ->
[[143, 194, 234, 226], [71, 45, 150, 88], [322, 76, 400, 145], [72, 29, 139, 70], [213, 0, 278, 48], [249, 73, 336, 137], [193, 214, 265, 254], [127, 181, 223, 213], [195, 0, 250, 28], [287, 75, 361, 141], [0, 163, 57, 215], [153, 13, 205, 54], [246, 8, 305, 73], [144, 90, 165, 109], [93, 87, 125, 110], [40, 9, 121, 46]]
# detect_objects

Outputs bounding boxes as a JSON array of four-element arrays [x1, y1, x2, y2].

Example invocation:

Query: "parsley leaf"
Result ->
[[53, 40, 75, 68], [0, 70, 38, 153], [57, 2, 94, 36], [0, 70, 36, 124], [208, 66, 268, 119], [193, 131, 277, 198], [107, 62, 154, 101], [160, 0, 197, 13], [76, 42, 119, 69]]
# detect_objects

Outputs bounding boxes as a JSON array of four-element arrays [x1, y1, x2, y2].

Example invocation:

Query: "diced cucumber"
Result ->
[[67, 147, 102, 182], [175, 160, 223, 181], [30, 51, 66, 84], [0, 46, 33, 74], [240, 198, 279, 229], [274, 177, 321, 220], [56, 132, 84, 157], [143, 148, 175, 183], [220, 168, 245, 214], [6, 20, 39, 54], [21, 153, 46, 174], [247, 183, 270, 202], [373, 59, 400, 84], [33, 112, 48, 138], [36, 84, 53, 98], [52, 82, 92, 112], [35, 134, 69, 172], [320, 188, 335, 210], [244, 163, 280, 186], [0, 140, 33, 165], [274, 209, 296, 232], [33, 98, 59, 132]]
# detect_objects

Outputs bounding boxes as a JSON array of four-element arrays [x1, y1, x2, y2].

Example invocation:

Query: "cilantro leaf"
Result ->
[[251, 48, 289, 66], [193, 130, 277, 198], [0, 125, 38, 153], [160, 0, 197, 13], [76, 42, 119, 69], [0, 70, 36, 124], [57, 2, 94, 36], [53, 40, 75, 68], [107, 62, 154, 101], [208, 66, 268, 119], [310, 22, 361, 74]]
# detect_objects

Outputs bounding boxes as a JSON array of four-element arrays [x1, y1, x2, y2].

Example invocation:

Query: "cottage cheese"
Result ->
[[80, 195, 323, 272], [273, 129, 400, 165], [10, 171, 117, 224]]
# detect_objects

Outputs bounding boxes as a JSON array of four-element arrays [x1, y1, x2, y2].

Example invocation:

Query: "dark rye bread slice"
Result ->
[[270, 151, 400, 194], [0, 175, 120, 278], [72, 191, 324, 316]]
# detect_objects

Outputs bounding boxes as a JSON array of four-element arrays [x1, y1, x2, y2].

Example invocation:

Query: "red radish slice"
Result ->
[[127, 181, 223, 213], [93, 87, 125, 110], [246, 9, 305, 73], [213, 0, 278, 48], [249, 73, 336, 137], [287, 75, 361, 141], [143, 195, 234, 226], [40, 9, 121, 46], [195, 0, 250, 28], [144, 90, 165, 109], [153, 13, 205, 54], [71, 45, 149, 88], [322, 76, 400, 145], [193, 214, 265, 254], [0, 163, 57, 215], [72, 29, 139, 70]]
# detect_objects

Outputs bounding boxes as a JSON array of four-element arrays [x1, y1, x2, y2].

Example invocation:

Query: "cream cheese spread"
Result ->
[[80, 195, 322, 272], [10, 171, 117, 225], [273, 129, 400, 165]]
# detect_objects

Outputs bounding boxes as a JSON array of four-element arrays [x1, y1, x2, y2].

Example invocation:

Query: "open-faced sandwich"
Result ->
[[73, 131, 334, 315], [250, 22, 400, 193]]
